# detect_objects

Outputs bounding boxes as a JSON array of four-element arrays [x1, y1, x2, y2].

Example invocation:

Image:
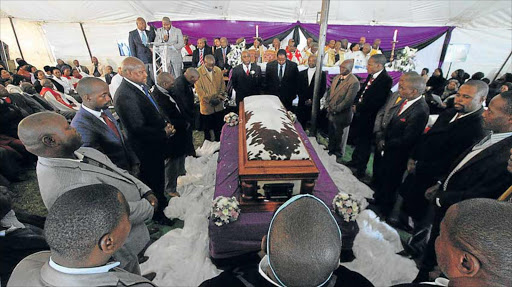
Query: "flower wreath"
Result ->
[[211, 196, 241, 226], [224, 112, 239, 126], [332, 192, 361, 222]]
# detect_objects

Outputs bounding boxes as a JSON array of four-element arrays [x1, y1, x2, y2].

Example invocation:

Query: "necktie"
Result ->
[[141, 31, 147, 46], [100, 112, 120, 138], [279, 65, 283, 81], [397, 99, 408, 115], [359, 76, 375, 103], [141, 85, 159, 111], [335, 77, 344, 90], [395, 96, 402, 105], [246, 65, 250, 76], [199, 50, 204, 66], [223, 48, 226, 63]]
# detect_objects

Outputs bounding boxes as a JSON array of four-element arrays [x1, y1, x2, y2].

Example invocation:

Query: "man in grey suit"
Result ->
[[8, 184, 156, 287], [325, 59, 360, 160], [17, 112, 158, 274], [154, 17, 184, 78], [128, 17, 155, 86]]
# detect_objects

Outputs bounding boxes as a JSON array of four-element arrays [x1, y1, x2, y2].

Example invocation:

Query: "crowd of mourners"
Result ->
[[1, 16, 511, 287]]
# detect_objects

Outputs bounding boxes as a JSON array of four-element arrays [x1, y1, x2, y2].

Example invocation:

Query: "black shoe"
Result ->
[[148, 226, 160, 235], [142, 272, 157, 281]]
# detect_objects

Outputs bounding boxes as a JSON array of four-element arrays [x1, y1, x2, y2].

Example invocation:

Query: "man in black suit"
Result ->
[[71, 77, 139, 173], [214, 37, 232, 76], [172, 68, 200, 156], [346, 54, 392, 178], [394, 199, 512, 287], [114, 57, 175, 225], [192, 38, 212, 68], [375, 72, 429, 217], [265, 49, 299, 111], [399, 80, 486, 255], [414, 89, 512, 282], [297, 55, 326, 127], [152, 72, 189, 197], [128, 17, 155, 86], [231, 50, 262, 105]]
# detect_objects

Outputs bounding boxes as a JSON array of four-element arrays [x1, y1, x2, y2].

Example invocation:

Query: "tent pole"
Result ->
[[8, 17, 24, 60], [79, 23, 93, 60], [492, 50, 512, 82], [310, 0, 330, 136]]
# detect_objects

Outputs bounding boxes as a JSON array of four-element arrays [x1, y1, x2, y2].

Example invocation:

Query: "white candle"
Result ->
[[256, 25, 259, 38], [393, 29, 398, 42]]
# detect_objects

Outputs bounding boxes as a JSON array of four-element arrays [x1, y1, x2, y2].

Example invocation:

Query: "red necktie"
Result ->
[[359, 77, 375, 103], [397, 99, 408, 115], [246, 65, 250, 76], [101, 112, 120, 139], [199, 50, 204, 65]]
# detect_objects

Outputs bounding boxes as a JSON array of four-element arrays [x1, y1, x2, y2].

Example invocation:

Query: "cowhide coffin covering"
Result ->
[[244, 95, 309, 161]]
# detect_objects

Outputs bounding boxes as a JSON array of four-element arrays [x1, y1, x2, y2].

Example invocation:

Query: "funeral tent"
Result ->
[[1, 0, 511, 79]]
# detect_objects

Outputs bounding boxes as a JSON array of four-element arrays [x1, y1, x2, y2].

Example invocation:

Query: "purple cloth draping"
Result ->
[[209, 122, 343, 259], [299, 23, 451, 51], [148, 20, 296, 46], [327, 71, 403, 88], [148, 20, 450, 51]]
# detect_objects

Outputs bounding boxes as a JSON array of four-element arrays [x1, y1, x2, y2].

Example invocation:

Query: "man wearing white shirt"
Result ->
[[51, 68, 73, 95], [72, 59, 90, 75], [71, 77, 139, 173], [109, 67, 123, 99], [7, 184, 156, 286], [415, 90, 512, 283], [375, 72, 429, 217], [297, 55, 326, 127], [128, 17, 155, 86]]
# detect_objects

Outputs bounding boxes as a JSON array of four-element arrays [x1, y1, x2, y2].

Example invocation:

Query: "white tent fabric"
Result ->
[[1, 1, 510, 77]]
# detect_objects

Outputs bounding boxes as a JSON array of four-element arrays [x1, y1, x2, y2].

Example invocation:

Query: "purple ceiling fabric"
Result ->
[[209, 121, 344, 259], [298, 22, 451, 51], [148, 20, 296, 45], [149, 20, 450, 51]]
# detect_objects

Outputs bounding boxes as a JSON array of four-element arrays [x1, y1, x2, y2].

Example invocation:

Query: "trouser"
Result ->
[[351, 134, 373, 176], [327, 115, 350, 156], [418, 207, 444, 272], [201, 111, 225, 142], [375, 153, 408, 217], [407, 205, 435, 256], [144, 63, 154, 87], [165, 155, 186, 194], [138, 152, 166, 220]]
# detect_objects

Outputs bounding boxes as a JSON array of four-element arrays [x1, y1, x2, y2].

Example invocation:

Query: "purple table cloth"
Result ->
[[209, 122, 343, 259]]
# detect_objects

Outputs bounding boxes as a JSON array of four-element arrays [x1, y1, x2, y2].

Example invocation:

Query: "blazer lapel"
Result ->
[[455, 136, 512, 174]]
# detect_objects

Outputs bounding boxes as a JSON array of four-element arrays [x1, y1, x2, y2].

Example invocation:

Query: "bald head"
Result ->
[[121, 57, 147, 84], [18, 112, 82, 158], [184, 68, 199, 85], [136, 17, 146, 30], [157, 72, 174, 91], [399, 72, 425, 99], [266, 195, 341, 286], [76, 77, 111, 111]]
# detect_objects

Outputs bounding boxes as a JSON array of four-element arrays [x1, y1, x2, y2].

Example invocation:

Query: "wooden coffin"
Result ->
[[238, 95, 319, 212]]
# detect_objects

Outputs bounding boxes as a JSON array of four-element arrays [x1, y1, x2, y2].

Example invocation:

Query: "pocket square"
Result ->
[[400, 118, 406, 122]]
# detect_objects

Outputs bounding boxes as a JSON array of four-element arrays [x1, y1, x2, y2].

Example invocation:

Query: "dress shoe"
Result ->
[[167, 191, 180, 198], [142, 272, 157, 281]]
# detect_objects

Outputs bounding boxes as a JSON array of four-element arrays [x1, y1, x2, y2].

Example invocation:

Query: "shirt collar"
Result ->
[[490, 131, 512, 145], [405, 95, 423, 105], [258, 256, 282, 287], [49, 257, 120, 275], [372, 69, 383, 79], [156, 84, 170, 95], [124, 78, 145, 93], [50, 151, 85, 163], [81, 104, 103, 119]]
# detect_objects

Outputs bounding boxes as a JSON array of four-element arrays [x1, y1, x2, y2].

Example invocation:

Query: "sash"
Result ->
[[40, 87, 76, 109], [184, 44, 193, 55]]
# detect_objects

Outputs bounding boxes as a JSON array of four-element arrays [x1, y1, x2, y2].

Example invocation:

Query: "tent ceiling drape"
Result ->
[[1, 1, 510, 28]]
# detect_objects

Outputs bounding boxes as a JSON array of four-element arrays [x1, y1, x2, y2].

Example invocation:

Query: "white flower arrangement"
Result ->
[[224, 112, 239, 126], [211, 196, 241, 226], [227, 39, 246, 67], [392, 46, 418, 72], [332, 192, 361, 222], [286, 111, 297, 123]]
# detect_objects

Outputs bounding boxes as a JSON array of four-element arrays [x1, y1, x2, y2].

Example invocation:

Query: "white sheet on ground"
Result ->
[[141, 137, 418, 286]]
